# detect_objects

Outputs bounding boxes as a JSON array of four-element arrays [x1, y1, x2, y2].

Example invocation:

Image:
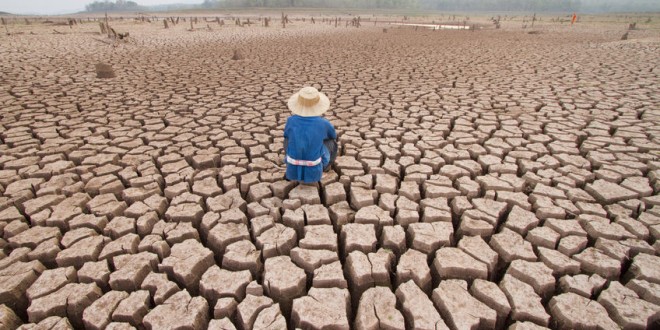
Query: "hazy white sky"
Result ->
[[0, 0, 202, 15]]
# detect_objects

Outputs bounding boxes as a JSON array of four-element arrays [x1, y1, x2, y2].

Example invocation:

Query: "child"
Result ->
[[283, 86, 337, 184]]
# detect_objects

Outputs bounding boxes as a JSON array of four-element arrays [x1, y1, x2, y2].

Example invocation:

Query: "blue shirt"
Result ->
[[284, 115, 337, 183]]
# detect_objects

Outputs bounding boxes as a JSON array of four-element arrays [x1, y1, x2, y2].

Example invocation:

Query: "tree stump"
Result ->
[[164, 20, 168, 29], [95, 63, 116, 79], [231, 50, 244, 61]]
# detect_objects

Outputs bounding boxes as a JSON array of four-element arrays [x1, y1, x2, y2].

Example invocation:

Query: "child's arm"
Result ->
[[283, 118, 290, 139], [326, 120, 337, 140], [283, 118, 290, 156]]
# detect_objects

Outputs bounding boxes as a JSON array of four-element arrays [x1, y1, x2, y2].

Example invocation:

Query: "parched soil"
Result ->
[[0, 14, 659, 330]]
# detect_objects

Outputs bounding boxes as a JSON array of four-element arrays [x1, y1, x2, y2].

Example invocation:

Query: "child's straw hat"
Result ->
[[287, 86, 330, 117]]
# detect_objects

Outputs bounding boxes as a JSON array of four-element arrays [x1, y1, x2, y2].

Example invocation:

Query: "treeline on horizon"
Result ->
[[203, 0, 579, 11], [84, 0, 660, 13], [203, 0, 660, 12], [86, 0, 144, 12]]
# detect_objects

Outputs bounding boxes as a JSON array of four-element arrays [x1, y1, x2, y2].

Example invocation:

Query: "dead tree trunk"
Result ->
[[108, 27, 117, 39], [2, 18, 9, 35], [105, 12, 111, 38], [99, 15, 125, 40], [95, 63, 116, 78], [164, 19, 168, 28]]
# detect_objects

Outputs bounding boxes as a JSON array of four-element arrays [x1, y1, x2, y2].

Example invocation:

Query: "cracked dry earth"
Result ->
[[0, 16, 659, 330]]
